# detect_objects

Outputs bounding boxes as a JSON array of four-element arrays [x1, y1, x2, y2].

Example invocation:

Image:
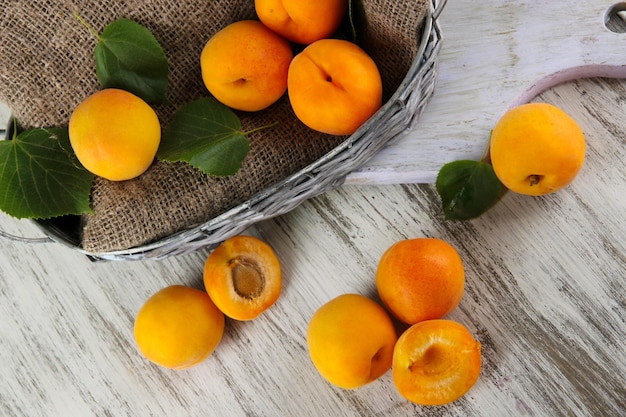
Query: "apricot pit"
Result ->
[[204, 236, 281, 321]]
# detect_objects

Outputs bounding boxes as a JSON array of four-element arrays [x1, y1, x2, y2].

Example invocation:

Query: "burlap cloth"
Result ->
[[0, 0, 429, 253]]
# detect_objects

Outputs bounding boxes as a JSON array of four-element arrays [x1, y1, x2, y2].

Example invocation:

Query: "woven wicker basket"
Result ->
[[1, 0, 445, 261]]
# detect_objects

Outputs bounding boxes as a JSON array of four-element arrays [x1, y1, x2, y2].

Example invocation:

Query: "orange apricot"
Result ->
[[200, 20, 293, 112], [376, 238, 465, 325], [133, 285, 225, 370], [68, 88, 161, 181], [392, 319, 482, 405], [255, 0, 348, 45], [287, 38, 383, 135], [306, 293, 398, 389], [203, 235, 281, 321]]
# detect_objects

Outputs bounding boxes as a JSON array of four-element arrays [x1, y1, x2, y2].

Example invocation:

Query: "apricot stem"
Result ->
[[529, 174, 542, 186]]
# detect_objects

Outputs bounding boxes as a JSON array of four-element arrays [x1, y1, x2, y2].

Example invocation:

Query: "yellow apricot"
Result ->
[[306, 293, 397, 389], [133, 285, 225, 370], [68, 88, 161, 181], [200, 20, 293, 112], [490, 102, 586, 195]]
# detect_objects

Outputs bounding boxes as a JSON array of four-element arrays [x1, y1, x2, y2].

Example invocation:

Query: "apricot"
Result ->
[[133, 285, 225, 370], [392, 319, 481, 406], [68, 88, 161, 181], [376, 238, 465, 325], [255, 0, 348, 45], [200, 20, 293, 112], [287, 39, 383, 135], [490, 102, 586, 195], [204, 235, 281, 321], [306, 293, 397, 389]]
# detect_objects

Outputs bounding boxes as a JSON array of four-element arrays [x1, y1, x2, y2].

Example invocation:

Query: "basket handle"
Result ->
[[433, 0, 448, 20], [0, 229, 53, 244]]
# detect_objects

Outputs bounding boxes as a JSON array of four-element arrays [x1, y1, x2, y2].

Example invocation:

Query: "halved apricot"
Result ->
[[392, 319, 481, 405], [203, 235, 281, 321]]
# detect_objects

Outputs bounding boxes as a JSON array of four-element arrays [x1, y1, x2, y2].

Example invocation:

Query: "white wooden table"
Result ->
[[346, 0, 626, 184], [0, 76, 624, 417], [1, 1, 626, 415]]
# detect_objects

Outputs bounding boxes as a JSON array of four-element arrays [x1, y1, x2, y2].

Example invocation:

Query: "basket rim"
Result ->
[[33, 0, 442, 260]]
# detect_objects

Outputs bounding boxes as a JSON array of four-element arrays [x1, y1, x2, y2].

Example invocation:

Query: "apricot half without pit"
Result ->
[[204, 235, 281, 321]]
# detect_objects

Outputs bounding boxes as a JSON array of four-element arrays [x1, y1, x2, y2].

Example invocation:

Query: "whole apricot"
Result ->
[[393, 319, 481, 406], [204, 235, 281, 321], [255, 0, 348, 45], [376, 238, 465, 325], [306, 293, 397, 389], [287, 39, 383, 135], [200, 20, 293, 112], [133, 285, 225, 370], [68, 88, 161, 181], [490, 102, 586, 195]]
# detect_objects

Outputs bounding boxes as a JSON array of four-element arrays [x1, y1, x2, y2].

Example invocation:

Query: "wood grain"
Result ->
[[0, 77, 624, 416], [346, 0, 626, 184]]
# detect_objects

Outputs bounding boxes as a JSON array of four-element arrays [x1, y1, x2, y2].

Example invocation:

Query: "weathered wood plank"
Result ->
[[347, 0, 626, 184], [0, 77, 624, 416]]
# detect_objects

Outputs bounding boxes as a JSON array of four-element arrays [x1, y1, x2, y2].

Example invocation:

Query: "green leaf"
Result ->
[[0, 127, 95, 219], [157, 97, 250, 176], [95, 18, 169, 103], [436, 160, 505, 220]]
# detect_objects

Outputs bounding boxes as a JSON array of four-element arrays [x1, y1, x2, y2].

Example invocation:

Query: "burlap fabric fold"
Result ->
[[0, 0, 429, 253]]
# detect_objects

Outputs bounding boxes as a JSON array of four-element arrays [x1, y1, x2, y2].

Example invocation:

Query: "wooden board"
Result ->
[[345, 0, 626, 184], [0, 78, 624, 416]]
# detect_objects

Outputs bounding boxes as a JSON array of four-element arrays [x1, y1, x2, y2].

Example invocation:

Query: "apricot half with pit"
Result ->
[[203, 235, 281, 321]]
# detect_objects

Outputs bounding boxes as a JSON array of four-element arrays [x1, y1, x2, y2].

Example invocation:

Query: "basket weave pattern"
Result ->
[[95, 1, 441, 261], [0, 0, 443, 260]]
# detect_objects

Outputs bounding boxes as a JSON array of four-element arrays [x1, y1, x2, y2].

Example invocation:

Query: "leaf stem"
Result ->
[[11, 118, 18, 140], [242, 121, 279, 136], [73, 12, 102, 42]]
